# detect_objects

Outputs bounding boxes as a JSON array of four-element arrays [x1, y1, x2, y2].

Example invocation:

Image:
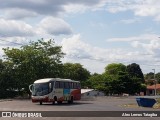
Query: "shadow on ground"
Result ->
[[34, 101, 93, 106]]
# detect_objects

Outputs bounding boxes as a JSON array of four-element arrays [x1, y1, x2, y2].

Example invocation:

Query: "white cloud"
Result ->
[[4, 8, 38, 19], [63, 4, 89, 14], [63, 0, 107, 14], [107, 6, 128, 13], [137, 40, 160, 57], [0, 0, 107, 19], [61, 34, 158, 73], [1, 0, 160, 22], [107, 34, 159, 42], [105, 0, 160, 22], [0, 36, 30, 57], [0, 19, 35, 37], [133, 0, 160, 17], [37, 17, 72, 36], [0, 37, 30, 46], [105, 0, 135, 13], [0, 0, 159, 74], [107, 34, 160, 58], [61, 34, 91, 59], [131, 41, 140, 48], [0, 16, 73, 48]]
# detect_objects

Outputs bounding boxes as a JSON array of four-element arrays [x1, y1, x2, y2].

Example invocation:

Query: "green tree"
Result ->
[[103, 63, 145, 95], [0, 60, 17, 98], [105, 63, 126, 75], [144, 72, 154, 85], [0, 59, 5, 72], [140, 83, 147, 93], [104, 63, 127, 95], [145, 72, 154, 80], [106, 72, 143, 95], [156, 72, 160, 83], [114, 72, 132, 94], [126, 63, 144, 83], [62, 63, 90, 82], [87, 73, 110, 94], [3, 39, 64, 95]]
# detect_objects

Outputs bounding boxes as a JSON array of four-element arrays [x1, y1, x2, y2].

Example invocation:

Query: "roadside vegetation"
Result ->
[[0, 39, 159, 98], [153, 98, 160, 109]]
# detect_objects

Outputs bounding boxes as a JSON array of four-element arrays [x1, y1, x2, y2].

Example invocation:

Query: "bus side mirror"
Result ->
[[29, 84, 33, 93]]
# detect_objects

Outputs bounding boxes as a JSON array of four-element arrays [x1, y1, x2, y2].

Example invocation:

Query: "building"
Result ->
[[81, 89, 105, 99], [146, 84, 160, 96]]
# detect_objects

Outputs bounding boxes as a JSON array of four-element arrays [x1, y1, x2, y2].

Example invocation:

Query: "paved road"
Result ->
[[0, 96, 159, 120]]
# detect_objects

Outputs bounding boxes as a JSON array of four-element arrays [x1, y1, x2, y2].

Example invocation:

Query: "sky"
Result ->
[[0, 0, 160, 74]]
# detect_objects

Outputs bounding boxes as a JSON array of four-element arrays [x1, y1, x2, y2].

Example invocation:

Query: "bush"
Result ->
[[0, 90, 19, 99]]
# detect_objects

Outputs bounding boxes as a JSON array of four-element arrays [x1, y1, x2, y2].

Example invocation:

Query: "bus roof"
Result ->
[[34, 78, 79, 84]]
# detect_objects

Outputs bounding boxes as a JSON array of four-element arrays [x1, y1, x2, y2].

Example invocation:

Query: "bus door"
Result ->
[[63, 82, 70, 100], [54, 81, 63, 99], [48, 82, 54, 100]]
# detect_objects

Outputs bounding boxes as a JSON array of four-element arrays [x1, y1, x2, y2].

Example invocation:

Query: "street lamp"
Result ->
[[152, 69, 156, 96]]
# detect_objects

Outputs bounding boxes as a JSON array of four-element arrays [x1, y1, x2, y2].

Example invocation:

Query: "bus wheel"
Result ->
[[57, 101, 62, 104], [52, 101, 55, 105], [54, 96, 57, 101], [40, 101, 42, 105], [68, 96, 73, 104]]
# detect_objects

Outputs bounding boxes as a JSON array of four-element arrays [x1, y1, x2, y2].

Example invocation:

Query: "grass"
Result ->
[[153, 98, 160, 109], [121, 103, 139, 108]]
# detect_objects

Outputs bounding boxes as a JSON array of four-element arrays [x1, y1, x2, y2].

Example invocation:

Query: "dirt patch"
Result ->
[[153, 98, 160, 109], [121, 103, 139, 108]]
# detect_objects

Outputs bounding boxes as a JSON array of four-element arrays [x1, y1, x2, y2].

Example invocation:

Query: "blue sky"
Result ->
[[0, 0, 160, 74]]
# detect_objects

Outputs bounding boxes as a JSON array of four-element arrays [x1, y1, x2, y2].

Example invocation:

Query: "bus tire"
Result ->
[[57, 101, 62, 104], [40, 101, 42, 105], [54, 96, 57, 101], [70, 96, 73, 103], [68, 96, 73, 104]]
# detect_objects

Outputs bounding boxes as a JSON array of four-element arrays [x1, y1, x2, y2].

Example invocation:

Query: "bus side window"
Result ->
[[76, 83, 78, 89], [77, 83, 80, 89], [64, 82, 69, 89], [55, 81, 60, 88], [73, 83, 77, 89], [68, 82, 71, 89], [71, 82, 73, 89], [74, 82, 80, 89], [59, 82, 64, 88], [64, 82, 66, 89]]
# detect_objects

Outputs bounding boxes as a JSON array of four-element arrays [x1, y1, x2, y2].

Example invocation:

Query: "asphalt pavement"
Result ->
[[0, 96, 159, 120]]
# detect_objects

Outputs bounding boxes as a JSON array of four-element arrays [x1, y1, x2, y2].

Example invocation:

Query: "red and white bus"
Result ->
[[29, 78, 81, 105]]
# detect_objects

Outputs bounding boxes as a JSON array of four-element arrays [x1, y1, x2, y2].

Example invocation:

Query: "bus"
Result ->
[[29, 78, 81, 105]]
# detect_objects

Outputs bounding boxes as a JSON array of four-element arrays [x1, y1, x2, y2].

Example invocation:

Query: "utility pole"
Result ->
[[152, 69, 156, 96]]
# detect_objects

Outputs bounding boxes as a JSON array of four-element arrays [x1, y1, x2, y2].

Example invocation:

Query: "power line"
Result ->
[[0, 38, 25, 46]]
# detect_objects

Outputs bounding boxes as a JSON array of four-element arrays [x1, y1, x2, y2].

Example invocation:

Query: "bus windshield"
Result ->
[[32, 82, 50, 96]]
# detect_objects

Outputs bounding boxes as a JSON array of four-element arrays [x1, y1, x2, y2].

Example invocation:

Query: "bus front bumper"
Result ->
[[31, 96, 49, 102]]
